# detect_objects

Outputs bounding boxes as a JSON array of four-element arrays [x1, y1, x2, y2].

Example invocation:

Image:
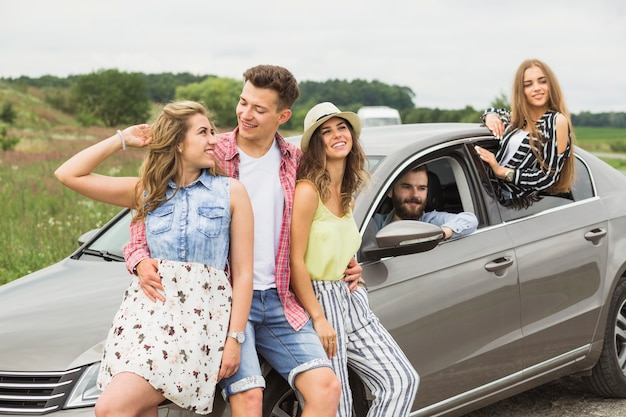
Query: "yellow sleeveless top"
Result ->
[[304, 195, 362, 281]]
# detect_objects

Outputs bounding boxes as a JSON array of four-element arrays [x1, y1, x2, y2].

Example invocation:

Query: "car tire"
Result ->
[[262, 368, 370, 417], [584, 277, 626, 397]]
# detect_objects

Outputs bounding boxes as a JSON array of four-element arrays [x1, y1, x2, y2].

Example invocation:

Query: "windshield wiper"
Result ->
[[81, 248, 125, 262]]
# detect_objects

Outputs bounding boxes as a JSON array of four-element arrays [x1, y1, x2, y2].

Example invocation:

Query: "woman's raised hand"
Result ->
[[121, 124, 152, 148]]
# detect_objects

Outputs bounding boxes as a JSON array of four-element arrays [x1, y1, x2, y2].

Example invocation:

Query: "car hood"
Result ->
[[0, 257, 130, 371]]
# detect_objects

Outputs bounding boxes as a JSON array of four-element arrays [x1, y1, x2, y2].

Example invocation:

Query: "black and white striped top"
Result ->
[[481, 108, 572, 207]]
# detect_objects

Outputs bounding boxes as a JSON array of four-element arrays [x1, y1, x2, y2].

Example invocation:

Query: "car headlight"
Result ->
[[65, 363, 103, 408]]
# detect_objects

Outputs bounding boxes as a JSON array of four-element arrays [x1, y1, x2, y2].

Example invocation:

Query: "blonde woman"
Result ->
[[55, 101, 253, 416]]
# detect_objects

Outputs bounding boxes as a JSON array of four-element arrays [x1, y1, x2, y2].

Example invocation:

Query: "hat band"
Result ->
[[316, 112, 338, 122]]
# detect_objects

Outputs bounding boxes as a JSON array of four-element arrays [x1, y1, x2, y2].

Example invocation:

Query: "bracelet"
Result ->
[[117, 130, 127, 151], [357, 279, 368, 290], [504, 168, 515, 183]]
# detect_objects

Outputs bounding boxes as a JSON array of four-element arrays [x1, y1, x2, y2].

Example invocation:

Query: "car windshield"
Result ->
[[366, 155, 385, 172], [86, 210, 131, 256]]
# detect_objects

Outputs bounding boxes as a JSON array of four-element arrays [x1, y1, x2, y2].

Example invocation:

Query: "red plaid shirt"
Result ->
[[124, 128, 308, 330]]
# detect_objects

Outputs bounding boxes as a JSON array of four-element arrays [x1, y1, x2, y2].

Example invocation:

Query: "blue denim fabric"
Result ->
[[145, 172, 230, 269], [218, 322, 265, 398], [219, 288, 331, 397]]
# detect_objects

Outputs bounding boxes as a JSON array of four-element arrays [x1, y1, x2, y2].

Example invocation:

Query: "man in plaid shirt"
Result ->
[[124, 65, 362, 417]]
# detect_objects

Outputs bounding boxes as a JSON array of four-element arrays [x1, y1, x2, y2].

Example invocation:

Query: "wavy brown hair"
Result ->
[[510, 59, 575, 193], [133, 101, 222, 221], [296, 119, 369, 214]]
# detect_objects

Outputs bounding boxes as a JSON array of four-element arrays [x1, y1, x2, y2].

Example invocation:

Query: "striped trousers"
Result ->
[[312, 280, 419, 417]]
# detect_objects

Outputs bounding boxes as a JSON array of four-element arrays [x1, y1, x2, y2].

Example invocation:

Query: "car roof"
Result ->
[[287, 122, 492, 157], [360, 123, 490, 156]]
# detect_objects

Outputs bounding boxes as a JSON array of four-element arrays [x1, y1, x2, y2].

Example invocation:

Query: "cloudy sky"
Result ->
[[2, 0, 624, 113]]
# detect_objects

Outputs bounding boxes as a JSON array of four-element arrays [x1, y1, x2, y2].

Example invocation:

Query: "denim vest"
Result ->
[[145, 171, 230, 270]]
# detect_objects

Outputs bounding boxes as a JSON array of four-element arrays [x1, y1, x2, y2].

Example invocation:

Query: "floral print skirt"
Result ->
[[97, 260, 232, 414]]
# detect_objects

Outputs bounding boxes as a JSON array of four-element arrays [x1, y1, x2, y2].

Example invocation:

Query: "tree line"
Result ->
[[2, 70, 624, 130]]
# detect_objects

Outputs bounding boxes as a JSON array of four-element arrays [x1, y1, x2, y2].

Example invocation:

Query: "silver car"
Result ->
[[2, 123, 626, 417]]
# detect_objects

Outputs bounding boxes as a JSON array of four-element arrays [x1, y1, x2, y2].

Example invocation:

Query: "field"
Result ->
[[574, 126, 626, 153], [0, 129, 145, 284], [1, 125, 626, 285], [574, 127, 626, 171]]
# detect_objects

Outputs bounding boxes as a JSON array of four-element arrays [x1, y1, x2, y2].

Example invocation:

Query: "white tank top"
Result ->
[[500, 129, 527, 166]]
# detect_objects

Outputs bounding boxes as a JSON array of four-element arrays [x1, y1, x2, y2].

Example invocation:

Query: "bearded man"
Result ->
[[374, 165, 478, 240]]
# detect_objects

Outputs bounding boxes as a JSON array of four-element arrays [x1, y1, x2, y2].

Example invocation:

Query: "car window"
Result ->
[[466, 137, 595, 222], [569, 157, 594, 200], [359, 144, 481, 260], [84, 209, 131, 256], [494, 155, 594, 221], [366, 155, 385, 172], [424, 157, 475, 215]]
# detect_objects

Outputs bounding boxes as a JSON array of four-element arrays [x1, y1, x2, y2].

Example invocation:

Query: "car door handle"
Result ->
[[584, 228, 607, 245], [484, 256, 514, 273]]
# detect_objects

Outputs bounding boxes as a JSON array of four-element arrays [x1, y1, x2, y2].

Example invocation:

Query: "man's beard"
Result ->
[[392, 195, 425, 220]]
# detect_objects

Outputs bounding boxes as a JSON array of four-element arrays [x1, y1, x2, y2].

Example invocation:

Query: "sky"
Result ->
[[1, 0, 625, 114]]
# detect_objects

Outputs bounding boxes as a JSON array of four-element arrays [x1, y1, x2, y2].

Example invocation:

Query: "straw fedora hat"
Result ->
[[300, 102, 361, 152]]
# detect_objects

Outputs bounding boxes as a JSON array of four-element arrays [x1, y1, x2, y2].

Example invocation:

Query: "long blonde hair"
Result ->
[[296, 119, 369, 214], [133, 101, 222, 220], [510, 59, 575, 193]]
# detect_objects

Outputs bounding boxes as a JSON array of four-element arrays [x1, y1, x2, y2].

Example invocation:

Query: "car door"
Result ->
[[357, 142, 524, 412], [499, 157, 609, 370]]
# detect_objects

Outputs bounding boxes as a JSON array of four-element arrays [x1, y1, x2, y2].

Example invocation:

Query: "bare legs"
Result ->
[[95, 373, 164, 417], [296, 367, 341, 417]]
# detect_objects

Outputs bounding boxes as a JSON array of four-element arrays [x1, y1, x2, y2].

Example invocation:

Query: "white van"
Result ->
[[357, 106, 402, 127]]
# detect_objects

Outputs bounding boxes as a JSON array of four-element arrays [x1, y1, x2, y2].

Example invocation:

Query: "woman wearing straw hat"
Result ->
[[290, 102, 419, 417]]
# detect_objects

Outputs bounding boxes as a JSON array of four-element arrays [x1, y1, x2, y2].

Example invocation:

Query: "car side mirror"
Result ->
[[361, 220, 443, 261]]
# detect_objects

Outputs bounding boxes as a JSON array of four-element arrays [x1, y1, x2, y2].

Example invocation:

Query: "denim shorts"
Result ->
[[219, 288, 331, 398]]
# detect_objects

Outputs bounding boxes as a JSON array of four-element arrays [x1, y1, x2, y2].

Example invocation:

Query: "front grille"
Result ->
[[0, 368, 82, 415]]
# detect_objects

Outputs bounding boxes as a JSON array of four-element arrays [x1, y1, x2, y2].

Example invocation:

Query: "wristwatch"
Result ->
[[227, 331, 246, 344], [504, 169, 515, 183]]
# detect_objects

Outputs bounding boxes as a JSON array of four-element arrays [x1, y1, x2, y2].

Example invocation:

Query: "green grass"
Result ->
[[599, 158, 626, 172], [574, 126, 626, 153], [0, 137, 144, 285], [574, 127, 626, 170]]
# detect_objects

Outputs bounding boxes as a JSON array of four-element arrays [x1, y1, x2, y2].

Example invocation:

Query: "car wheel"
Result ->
[[584, 277, 626, 397], [262, 369, 370, 417]]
